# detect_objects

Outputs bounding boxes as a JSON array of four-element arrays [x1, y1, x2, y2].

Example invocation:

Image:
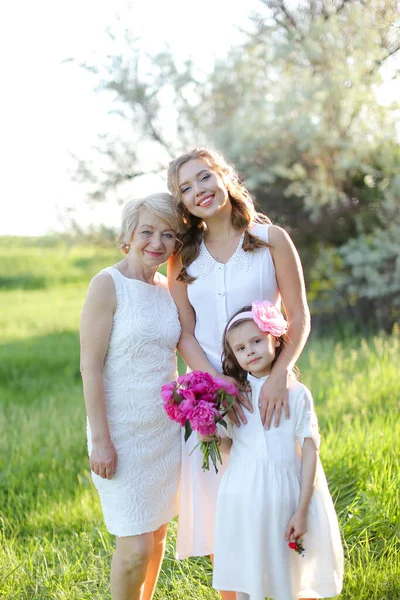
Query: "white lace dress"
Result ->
[[213, 376, 344, 600], [87, 267, 182, 537], [177, 223, 280, 558]]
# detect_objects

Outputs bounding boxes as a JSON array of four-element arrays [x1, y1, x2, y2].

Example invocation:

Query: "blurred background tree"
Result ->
[[76, 0, 400, 331]]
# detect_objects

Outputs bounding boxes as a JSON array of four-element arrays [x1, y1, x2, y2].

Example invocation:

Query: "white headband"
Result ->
[[227, 311, 253, 330]]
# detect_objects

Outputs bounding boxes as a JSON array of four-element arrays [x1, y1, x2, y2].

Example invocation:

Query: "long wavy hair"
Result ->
[[167, 148, 271, 283], [221, 306, 286, 385]]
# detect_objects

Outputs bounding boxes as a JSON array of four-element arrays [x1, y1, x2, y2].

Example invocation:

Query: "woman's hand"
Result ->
[[258, 368, 290, 429], [221, 375, 252, 427], [198, 432, 220, 444], [90, 440, 118, 480], [285, 509, 308, 541]]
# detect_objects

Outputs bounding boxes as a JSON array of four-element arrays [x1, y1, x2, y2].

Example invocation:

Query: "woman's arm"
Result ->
[[167, 254, 220, 376], [285, 438, 318, 541], [259, 225, 311, 428], [168, 254, 252, 424], [80, 273, 118, 480]]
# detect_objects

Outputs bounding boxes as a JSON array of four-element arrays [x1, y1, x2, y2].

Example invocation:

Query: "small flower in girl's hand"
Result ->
[[288, 537, 306, 557]]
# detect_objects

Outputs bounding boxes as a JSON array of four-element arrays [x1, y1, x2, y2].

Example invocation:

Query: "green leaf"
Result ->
[[184, 421, 192, 442]]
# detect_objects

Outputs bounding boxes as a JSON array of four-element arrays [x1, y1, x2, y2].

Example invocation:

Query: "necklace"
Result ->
[[204, 231, 243, 264]]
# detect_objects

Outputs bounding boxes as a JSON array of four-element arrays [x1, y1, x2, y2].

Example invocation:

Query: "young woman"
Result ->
[[201, 301, 344, 600], [167, 148, 311, 598], [80, 193, 182, 600]]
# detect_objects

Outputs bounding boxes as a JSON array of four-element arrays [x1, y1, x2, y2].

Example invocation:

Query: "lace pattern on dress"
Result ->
[[193, 232, 254, 278]]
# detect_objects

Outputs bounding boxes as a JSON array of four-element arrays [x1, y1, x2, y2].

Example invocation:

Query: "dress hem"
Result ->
[[106, 509, 178, 538]]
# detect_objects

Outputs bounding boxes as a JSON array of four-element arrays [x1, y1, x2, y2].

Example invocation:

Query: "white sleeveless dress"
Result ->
[[176, 223, 280, 558], [87, 267, 182, 537]]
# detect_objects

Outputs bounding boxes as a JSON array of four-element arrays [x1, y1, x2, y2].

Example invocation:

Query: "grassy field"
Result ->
[[0, 239, 399, 599]]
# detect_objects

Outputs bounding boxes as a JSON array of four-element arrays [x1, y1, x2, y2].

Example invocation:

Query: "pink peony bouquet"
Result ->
[[161, 370, 238, 473]]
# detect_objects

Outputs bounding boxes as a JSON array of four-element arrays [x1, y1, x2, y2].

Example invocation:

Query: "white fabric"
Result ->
[[87, 267, 182, 537], [177, 223, 280, 558], [212, 375, 344, 600]]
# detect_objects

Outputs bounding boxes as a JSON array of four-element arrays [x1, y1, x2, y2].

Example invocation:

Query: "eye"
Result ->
[[141, 230, 152, 235], [254, 339, 261, 344], [162, 233, 174, 239], [236, 346, 244, 352], [181, 186, 191, 194], [200, 173, 210, 182]]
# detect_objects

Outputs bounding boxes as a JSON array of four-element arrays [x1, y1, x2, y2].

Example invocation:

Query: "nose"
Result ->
[[195, 180, 206, 197], [150, 234, 163, 249], [247, 347, 255, 357]]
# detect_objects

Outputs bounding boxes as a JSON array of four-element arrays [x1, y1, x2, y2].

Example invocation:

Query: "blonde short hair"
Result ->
[[117, 192, 181, 252]]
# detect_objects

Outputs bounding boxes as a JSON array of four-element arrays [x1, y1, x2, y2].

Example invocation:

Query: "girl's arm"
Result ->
[[285, 438, 318, 541], [168, 254, 252, 425], [80, 273, 118, 480], [259, 225, 311, 428]]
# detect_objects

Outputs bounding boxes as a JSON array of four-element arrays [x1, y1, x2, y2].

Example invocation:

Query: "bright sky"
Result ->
[[0, 0, 260, 236], [0, 1, 398, 236]]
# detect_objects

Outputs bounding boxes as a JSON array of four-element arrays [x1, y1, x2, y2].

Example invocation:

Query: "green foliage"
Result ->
[[75, 0, 400, 327], [0, 242, 399, 598]]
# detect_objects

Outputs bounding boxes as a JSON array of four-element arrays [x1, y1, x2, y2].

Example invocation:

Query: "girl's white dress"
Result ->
[[177, 223, 280, 558], [213, 374, 344, 600], [87, 267, 182, 537]]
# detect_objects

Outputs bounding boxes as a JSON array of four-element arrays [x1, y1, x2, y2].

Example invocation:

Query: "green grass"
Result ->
[[0, 240, 399, 599]]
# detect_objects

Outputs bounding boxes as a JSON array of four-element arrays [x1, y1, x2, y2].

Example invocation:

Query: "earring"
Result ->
[[124, 243, 130, 253]]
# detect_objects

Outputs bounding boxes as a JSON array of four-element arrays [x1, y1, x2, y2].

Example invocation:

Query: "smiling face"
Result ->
[[177, 158, 231, 220], [129, 207, 177, 267], [228, 320, 280, 378]]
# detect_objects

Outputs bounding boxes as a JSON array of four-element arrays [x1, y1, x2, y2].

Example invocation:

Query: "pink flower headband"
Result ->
[[227, 300, 288, 337]]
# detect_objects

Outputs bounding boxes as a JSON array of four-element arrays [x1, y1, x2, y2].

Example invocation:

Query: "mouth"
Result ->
[[248, 357, 261, 366], [146, 250, 164, 258], [196, 194, 214, 207]]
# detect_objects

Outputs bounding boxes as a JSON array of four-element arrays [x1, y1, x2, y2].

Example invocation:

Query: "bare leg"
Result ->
[[220, 591, 238, 600], [111, 533, 154, 600], [210, 555, 237, 600], [142, 524, 168, 600]]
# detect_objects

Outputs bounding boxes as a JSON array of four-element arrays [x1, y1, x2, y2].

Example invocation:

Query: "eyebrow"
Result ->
[[179, 169, 209, 188], [139, 224, 175, 232], [233, 335, 261, 348]]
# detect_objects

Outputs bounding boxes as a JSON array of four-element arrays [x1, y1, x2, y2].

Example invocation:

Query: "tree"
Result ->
[[76, 0, 400, 328]]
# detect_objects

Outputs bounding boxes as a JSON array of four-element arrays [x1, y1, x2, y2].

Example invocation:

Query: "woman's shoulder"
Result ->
[[82, 269, 117, 313], [89, 269, 116, 292], [250, 221, 271, 241]]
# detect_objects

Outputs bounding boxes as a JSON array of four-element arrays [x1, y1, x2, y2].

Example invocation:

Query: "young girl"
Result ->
[[201, 301, 344, 600]]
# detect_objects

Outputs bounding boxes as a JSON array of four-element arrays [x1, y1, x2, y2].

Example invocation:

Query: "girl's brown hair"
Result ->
[[221, 306, 287, 385], [167, 147, 271, 283]]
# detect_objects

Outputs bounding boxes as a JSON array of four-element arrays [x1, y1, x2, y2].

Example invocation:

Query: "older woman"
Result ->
[[80, 193, 182, 600]]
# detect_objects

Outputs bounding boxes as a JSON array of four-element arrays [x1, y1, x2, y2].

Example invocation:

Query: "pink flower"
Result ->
[[252, 300, 287, 337], [163, 399, 186, 426], [161, 381, 176, 402], [184, 371, 215, 390], [213, 377, 239, 397], [189, 400, 218, 436], [179, 390, 196, 417]]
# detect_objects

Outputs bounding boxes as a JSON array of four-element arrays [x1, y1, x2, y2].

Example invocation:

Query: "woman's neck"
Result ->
[[118, 257, 158, 284], [204, 213, 241, 242]]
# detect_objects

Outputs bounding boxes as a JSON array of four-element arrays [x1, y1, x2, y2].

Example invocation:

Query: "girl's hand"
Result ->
[[90, 440, 118, 480], [259, 368, 290, 429], [221, 375, 252, 427], [285, 510, 308, 541]]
